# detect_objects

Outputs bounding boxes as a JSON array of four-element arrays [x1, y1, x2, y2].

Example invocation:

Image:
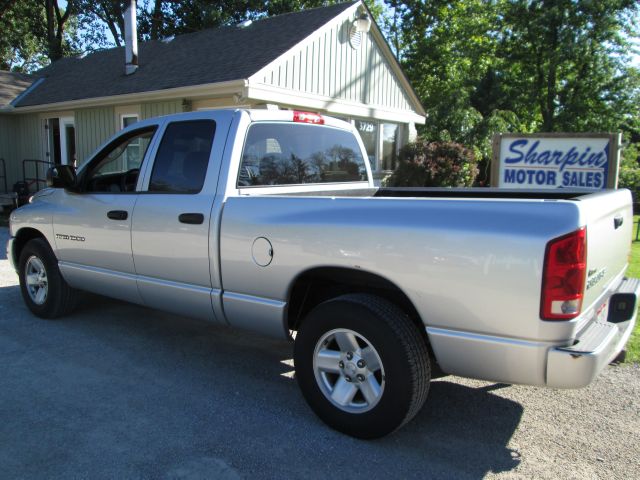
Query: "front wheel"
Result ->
[[18, 238, 78, 319], [294, 294, 431, 439]]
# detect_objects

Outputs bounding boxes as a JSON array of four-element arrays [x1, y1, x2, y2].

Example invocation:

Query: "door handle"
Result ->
[[614, 215, 624, 229], [179, 213, 204, 225], [107, 210, 128, 220]]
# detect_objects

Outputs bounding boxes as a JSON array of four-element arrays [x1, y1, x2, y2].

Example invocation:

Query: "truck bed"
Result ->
[[282, 186, 596, 200]]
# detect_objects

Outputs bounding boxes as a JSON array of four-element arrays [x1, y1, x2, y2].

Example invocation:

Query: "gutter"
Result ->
[[11, 79, 248, 114]]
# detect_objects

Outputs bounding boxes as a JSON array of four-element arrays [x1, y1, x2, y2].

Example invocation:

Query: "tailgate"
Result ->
[[578, 189, 633, 311]]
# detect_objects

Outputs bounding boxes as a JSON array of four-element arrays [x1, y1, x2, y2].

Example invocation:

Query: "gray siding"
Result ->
[[16, 113, 42, 161], [257, 20, 414, 112], [141, 100, 186, 119], [75, 106, 116, 164], [16, 114, 43, 188], [0, 113, 41, 190], [0, 114, 18, 190]]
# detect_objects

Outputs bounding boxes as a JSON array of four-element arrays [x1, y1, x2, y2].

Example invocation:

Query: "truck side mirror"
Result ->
[[47, 165, 77, 190]]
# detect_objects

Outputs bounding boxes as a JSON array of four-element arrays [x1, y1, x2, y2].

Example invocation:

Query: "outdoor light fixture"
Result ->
[[349, 11, 371, 49], [354, 12, 372, 33]]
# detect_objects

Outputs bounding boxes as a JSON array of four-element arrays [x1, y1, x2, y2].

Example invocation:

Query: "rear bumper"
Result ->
[[6, 237, 16, 271], [426, 277, 639, 388], [546, 277, 639, 388]]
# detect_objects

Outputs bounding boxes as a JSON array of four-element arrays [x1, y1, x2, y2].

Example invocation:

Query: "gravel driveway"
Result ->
[[1, 227, 639, 479]]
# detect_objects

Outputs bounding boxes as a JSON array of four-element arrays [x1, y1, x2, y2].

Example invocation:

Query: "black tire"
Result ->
[[294, 293, 430, 439], [18, 238, 78, 319]]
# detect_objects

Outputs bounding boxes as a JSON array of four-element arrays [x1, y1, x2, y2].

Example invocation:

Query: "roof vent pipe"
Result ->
[[124, 0, 138, 75]]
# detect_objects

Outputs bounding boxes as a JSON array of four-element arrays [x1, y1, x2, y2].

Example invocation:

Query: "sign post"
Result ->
[[491, 133, 621, 189]]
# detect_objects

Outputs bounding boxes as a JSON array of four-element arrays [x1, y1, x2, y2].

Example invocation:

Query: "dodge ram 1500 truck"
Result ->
[[7, 109, 639, 438]]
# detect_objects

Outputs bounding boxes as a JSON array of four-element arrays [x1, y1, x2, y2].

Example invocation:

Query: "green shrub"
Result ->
[[387, 140, 479, 187], [619, 166, 640, 204]]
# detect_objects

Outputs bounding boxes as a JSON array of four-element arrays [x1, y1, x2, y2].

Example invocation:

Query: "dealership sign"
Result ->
[[491, 133, 621, 189]]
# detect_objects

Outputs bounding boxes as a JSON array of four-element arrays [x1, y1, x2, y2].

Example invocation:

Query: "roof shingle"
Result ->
[[0, 71, 34, 108], [14, 2, 356, 108]]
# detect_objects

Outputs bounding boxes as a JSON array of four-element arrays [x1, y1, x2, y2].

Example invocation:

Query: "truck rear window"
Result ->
[[238, 123, 367, 187]]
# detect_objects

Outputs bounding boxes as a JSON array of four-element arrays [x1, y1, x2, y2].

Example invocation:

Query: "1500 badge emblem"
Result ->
[[56, 234, 85, 242], [586, 268, 606, 290]]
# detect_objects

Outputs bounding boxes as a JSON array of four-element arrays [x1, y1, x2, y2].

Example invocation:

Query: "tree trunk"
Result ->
[[150, 0, 163, 40]]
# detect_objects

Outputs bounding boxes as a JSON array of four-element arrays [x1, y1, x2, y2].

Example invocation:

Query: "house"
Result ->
[[0, 1, 425, 192]]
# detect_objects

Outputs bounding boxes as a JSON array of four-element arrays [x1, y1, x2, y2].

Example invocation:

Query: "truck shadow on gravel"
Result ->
[[1, 290, 523, 479]]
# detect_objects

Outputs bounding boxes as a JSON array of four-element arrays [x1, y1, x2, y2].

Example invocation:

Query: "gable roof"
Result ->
[[0, 71, 34, 108], [14, 2, 357, 108]]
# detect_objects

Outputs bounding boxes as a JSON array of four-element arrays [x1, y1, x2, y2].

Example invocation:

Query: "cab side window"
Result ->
[[83, 127, 156, 193], [148, 120, 216, 194]]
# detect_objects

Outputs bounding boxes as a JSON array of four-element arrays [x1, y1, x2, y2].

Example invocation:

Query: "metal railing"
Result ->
[[22, 159, 52, 194]]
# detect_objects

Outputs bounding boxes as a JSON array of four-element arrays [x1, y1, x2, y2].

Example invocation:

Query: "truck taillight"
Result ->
[[293, 111, 324, 125], [541, 227, 587, 320]]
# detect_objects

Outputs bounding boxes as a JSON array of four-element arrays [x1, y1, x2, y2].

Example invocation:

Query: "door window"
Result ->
[[148, 120, 216, 194], [83, 127, 156, 193]]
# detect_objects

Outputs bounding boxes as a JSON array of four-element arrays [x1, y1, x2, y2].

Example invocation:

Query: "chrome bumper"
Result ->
[[546, 277, 639, 388]]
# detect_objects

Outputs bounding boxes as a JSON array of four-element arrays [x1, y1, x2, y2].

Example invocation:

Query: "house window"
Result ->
[[121, 114, 138, 129], [356, 120, 378, 169], [120, 114, 141, 169], [382, 123, 400, 171]]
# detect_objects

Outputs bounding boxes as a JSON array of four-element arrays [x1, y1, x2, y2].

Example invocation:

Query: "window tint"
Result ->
[[149, 120, 216, 194], [84, 127, 156, 193], [238, 123, 367, 187]]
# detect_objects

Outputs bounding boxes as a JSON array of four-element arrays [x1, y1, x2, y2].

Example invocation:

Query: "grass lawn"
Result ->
[[625, 215, 640, 363]]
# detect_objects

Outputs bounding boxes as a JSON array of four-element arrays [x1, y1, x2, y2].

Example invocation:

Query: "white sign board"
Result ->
[[491, 133, 620, 189]]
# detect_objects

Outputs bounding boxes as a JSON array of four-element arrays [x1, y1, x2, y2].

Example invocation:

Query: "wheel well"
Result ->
[[12, 228, 47, 267], [287, 267, 425, 335]]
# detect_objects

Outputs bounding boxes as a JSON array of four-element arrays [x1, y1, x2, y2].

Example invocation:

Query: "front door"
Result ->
[[131, 113, 230, 322], [53, 125, 159, 303]]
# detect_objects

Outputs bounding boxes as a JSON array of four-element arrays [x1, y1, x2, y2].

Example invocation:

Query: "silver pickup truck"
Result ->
[[7, 109, 639, 438]]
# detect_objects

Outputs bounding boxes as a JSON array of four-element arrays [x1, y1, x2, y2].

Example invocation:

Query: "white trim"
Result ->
[[365, 10, 426, 117], [59, 116, 75, 165], [244, 83, 425, 124], [114, 104, 141, 131], [247, 0, 426, 118], [249, 2, 361, 84], [120, 113, 139, 129], [13, 79, 248, 113]]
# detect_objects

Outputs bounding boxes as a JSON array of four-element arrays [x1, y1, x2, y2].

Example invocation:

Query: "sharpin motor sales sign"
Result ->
[[491, 133, 621, 189]]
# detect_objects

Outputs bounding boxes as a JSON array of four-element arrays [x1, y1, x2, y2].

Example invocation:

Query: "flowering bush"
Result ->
[[387, 140, 479, 187]]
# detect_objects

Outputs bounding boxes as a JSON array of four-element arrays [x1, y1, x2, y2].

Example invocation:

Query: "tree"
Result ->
[[1, 0, 79, 70], [396, 0, 510, 159], [0, 0, 47, 71], [44, 0, 76, 61], [390, 0, 640, 180], [500, 0, 640, 133], [76, 0, 126, 47]]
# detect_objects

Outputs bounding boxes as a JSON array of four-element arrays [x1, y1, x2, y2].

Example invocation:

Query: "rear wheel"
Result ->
[[294, 293, 430, 439], [18, 238, 78, 318]]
